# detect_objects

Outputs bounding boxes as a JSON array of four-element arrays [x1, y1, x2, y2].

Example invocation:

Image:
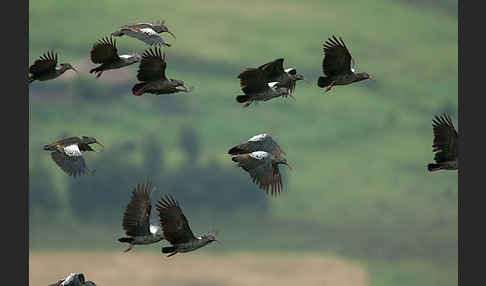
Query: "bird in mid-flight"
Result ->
[[229, 134, 290, 196], [258, 58, 309, 99], [111, 20, 176, 47], [317, 36, 370, 93], [132, 47, 192, 96], [118, 182, 165, 252], [427, 113, 458, 171], [48, 273, 96, 286], [89, 36, 141, 79], [43, 136, 104, 177], [236, 68, 290, 107], [156, 194, 219, 257], [28, 51, 77, 84]]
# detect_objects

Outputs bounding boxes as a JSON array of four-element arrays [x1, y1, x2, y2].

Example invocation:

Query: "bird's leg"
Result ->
[[123, 245, 133, 253], [167, 252, 178, 257], [134, 86, 145, 96], [95, 71, 103, 79], [325, 81, 335, 93], [243, 101, 252, 108]]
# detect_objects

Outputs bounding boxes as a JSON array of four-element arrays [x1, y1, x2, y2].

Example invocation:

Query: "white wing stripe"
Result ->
[[64, 144, 82, 157]]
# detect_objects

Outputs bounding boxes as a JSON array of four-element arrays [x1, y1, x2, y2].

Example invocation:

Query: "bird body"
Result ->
[[43, 136, 104, 177], [156, 194, 218, 257], [258, 58, 307, 97], [89, 37, 140, 78], [132, 47, 192, 96], [231, 150, 290, 196], [28, 51, 77, 84], [49, 273, 96, 286], [118, 182, 165, 252], [237, 67, 290, 107], [427, 114, 458, 171], [317, 36, 370, 93], [228, 133, 285, 157], [111, 20, 176, 46]]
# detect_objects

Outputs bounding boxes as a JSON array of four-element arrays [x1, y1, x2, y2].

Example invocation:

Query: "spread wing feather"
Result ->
[[322, 36, 353, 77], [431, 114, 458, 163], [122, 182, 153, 237], [156, 195, 195, 244], [90, 37, 120, 64], [29, 51, 58, 75], [137, 47, 167, 82]]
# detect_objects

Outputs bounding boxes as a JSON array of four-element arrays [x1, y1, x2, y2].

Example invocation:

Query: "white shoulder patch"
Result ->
[[267, 82, 279, 88], [248, 134, 268, 142], [284, 68, 295, 73], [250, 151, 270, 160], [61, 273, 78, 286], [64, 144, 82, 157], [150, 225, 160, 235], [140, 28, 157, 36]]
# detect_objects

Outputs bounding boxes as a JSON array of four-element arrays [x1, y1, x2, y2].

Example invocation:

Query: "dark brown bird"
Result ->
[[132, 47, 192, 96], [156, 194, 219, 257], [231, 151, 291, 196], [258, 58, 309, 98], [89, 37, 141, 79], [228, 133, 285, 157], [111, 20, 176, 47], [28, 51, 77, 84], [118, 182, 165, 253], [427, 113, 458, 171], [317, 36, 370, 93], [236, 68, 290, 107], [43, 136, 104, 177], [48, 273, 96, 286]]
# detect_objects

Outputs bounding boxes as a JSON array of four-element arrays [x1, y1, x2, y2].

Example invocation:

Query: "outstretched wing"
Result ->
[[238, 68, 267, 94], [258, 58, 285, 82], [432, 114, 458, 163], [123, 26, 168, 46], [29, 51, 57, 75], [90, 37, 120, 64], [156, 195, 195, 244], [322, 35, 353, 77], [232, 152, 283, 196], [228, 134, 285, 157], [122, 182, 153, 237], [137, 47, 167, 82], [50, 149, 89, 177]]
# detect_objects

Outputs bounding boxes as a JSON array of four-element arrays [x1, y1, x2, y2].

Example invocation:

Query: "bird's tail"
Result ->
[[111, 30, 124, 37], [317, 76, 332, 88], [236, 95, 249, 103], [132, 83, 146, 96], [162, 246, 176, 253], [118, 237, 134, 243], [427, 163, 442, 172]]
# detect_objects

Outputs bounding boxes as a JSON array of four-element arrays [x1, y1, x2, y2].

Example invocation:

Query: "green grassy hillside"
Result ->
[[29, 1, 457, 285]]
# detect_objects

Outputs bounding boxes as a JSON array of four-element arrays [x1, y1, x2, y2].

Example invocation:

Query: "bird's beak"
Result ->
[[285, 162, 293, 171], [71, 67, 78, 73], [214, 240, 221, 245], [94, 140, 105, 152], [167, 30, 176, 39]]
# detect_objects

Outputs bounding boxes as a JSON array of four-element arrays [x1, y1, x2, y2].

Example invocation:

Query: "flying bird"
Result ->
[[237, 68, 290, 107], [317, 36, 370, 93], [427, 113, 458, 171], [111, 20, 176, 47], [118, 182, 165, 253], [89, 36, 141, 79], [228, 133, 285, 157], [156, 194, 219, 257], [28, 51, 77, 84], [231, 151, 291, 196], [43, 136, 104, 177], [258, 58, 309, 97], [132, 47, 192, 96], [48, 273, 96, 286]]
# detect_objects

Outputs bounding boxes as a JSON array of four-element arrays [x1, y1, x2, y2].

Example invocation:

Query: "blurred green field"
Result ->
[[29, 1, 457, 286]]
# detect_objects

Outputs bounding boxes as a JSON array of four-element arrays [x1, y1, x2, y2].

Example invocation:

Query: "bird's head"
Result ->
[[60, 63, 78, 73], [285, 68, 310, 84], [355, 72, 371, 82], [171, 79, 192, 92], [202, 231, 220, 245], [80, 136, 105, 152], [154, 24, 176, 39]]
